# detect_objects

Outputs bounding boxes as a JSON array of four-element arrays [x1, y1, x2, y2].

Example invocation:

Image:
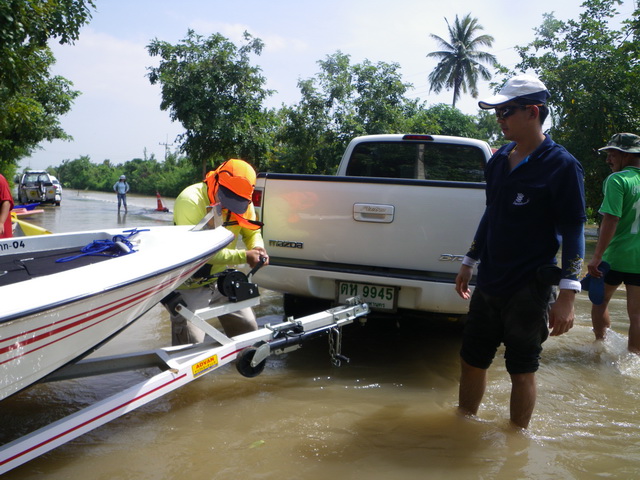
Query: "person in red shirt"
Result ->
[[0, 173, 14, 238]]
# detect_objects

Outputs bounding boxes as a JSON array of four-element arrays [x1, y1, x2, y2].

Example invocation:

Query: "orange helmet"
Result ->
[[204, 159, 262, 230]]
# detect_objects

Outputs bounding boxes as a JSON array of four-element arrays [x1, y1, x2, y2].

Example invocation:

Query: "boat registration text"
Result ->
[[0, 240, 27, 252]]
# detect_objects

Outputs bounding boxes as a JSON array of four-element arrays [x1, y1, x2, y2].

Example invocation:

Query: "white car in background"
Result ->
[[17, 170, 61, 206]]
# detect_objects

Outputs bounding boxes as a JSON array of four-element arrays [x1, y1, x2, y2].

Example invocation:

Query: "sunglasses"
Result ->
[[494, 104, 543, 120]]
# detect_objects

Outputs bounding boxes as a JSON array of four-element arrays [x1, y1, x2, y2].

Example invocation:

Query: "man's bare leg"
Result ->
[[626, 285, 640, 353], [591, 283, 619, 340], [458, 358, 487, 417], [509, 372, 536, 429]]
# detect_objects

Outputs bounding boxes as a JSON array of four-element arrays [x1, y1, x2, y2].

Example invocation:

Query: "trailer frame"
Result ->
[[0, 296, 369, 474]]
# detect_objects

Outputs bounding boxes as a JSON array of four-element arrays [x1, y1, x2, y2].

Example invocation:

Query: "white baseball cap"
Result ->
[[478, 74, 550, 109]]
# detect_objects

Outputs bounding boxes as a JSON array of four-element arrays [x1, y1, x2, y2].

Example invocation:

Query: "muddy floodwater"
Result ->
[[2, 191, 640, 479]]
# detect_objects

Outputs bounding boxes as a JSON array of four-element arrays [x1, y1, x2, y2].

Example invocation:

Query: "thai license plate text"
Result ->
[[337, 281, 397, 311]]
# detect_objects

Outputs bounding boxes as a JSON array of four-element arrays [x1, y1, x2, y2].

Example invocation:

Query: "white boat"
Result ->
[[0, 224, 234, 401]]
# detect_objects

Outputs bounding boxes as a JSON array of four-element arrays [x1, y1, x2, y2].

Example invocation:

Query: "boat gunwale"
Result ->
[[0, 249, 218, 325], [0, 226, 234, 324]]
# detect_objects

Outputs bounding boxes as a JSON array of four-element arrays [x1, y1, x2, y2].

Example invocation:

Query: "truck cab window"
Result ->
[[346, 141, 486, 183]]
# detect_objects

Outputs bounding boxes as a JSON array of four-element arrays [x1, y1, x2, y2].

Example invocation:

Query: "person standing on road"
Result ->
[[454, 74, 586, 429], [113, 175, 130, 213], [0, 173, 14, 238], [586, 133, 640, 353], [163, 158, 269, 345]]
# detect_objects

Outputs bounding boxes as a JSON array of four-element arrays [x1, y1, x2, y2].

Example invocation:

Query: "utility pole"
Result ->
[[159, 135, 174, 162]]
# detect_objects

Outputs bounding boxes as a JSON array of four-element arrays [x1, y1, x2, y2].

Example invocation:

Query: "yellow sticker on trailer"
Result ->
[[192, 354, 219, 378]]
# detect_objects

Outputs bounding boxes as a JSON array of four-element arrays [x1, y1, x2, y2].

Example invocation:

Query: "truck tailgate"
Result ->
[[258, 174, 485, 278]]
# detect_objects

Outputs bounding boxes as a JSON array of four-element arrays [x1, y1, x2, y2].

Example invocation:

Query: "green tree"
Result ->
[[93, 160, 117, 192], [0, 0, 95, 91], [425, 104, 477, 138], [147, 30, 275, 177], [514, 0, 640, 217], [56, 155, 93, 189], [275, 52, 416, 174], [1, 49, 80, 170], [474, 109, 503, 146], [0, 0, 95, 174], [54, 153, 200, 198], [401, 99, 441, 135], [427, 13, 497, 107], [410, 104, 500, 146], [152, 153, 200, 198], [274, 83, 333, 174], [352, 59, 413, 134]]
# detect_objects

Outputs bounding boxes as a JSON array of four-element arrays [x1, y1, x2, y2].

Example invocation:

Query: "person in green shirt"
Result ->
[[166, 159, 269, 345], [587, 133, 640, 353]]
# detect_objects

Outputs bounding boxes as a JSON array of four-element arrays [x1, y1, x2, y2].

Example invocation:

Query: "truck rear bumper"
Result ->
[[254, 265, 473, 315]]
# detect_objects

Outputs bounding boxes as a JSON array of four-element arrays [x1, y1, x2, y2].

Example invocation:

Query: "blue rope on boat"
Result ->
[[55, 228, 149, 263]]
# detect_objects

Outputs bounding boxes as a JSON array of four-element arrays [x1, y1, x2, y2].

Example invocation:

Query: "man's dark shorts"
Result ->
[[460, 279, 552, 375], [605, 269, 640, 287]]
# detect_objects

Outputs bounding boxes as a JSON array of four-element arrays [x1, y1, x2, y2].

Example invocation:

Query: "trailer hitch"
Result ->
[[235, 297, 368, 377]]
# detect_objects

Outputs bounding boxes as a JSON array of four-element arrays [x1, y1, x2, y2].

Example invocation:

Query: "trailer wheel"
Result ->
[[236, 346, 266, 378]]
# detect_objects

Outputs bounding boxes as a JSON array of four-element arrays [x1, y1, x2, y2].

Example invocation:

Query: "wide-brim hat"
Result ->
[[478, 74, 551, 109], [598, 133, 640, 154]]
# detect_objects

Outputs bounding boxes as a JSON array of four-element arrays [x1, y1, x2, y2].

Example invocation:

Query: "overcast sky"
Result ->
[[21, 0, 634, 171]]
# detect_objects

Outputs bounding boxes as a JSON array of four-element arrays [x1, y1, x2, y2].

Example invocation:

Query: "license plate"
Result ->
[[336, 281, 398, 312]]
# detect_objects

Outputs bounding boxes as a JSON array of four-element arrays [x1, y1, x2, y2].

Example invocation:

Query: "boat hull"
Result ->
[[0, 225, 234, 400]]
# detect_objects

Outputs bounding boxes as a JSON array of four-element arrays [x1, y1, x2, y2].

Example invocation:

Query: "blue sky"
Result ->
[[21, 0, 634, 171]]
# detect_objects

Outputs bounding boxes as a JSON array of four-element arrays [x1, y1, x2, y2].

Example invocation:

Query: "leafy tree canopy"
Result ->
[[147, 30, 276, 177], [54, 151, 199, 198], [0, 0, 95, 91], [274, 52, 418, 173], [0, 0, 95, 180], [514, 0, 640, 217]]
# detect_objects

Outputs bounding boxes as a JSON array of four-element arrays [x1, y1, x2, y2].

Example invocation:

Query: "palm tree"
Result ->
[[427, 14, 497, 107]]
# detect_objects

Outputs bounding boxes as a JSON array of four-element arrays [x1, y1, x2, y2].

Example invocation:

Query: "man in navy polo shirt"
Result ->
[[454, 74, 586, 429]]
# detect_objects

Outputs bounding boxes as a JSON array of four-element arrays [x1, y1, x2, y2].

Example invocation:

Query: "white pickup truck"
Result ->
[[252, 134, 493, 321]]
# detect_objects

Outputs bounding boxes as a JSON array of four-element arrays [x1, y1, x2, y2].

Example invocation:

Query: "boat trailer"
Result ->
[[0, 269, 369, 474]]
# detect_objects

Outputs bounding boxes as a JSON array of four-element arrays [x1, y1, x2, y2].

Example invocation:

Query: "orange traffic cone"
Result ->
[[156, 192, 168, 212]]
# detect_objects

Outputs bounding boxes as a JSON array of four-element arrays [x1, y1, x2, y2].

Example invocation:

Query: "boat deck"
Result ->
[[0, 247, 113, 287]]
